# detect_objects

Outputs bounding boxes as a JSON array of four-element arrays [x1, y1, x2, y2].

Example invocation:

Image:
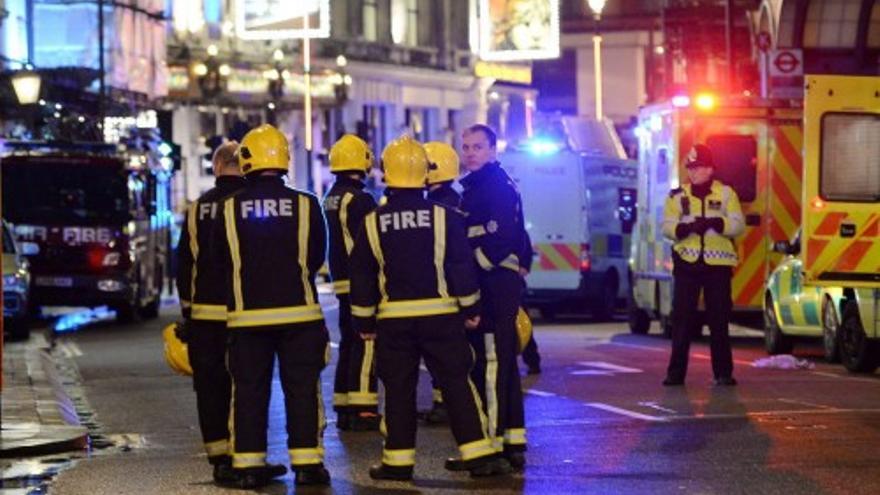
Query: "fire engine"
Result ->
[[1, 141, 174, 323], [628, 93, 803, 335]]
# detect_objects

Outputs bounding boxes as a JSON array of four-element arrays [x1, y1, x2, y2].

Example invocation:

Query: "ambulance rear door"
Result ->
[[802, 75, 880, 287]]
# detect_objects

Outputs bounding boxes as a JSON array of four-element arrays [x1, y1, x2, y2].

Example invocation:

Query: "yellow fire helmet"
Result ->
[[162, 322, 192, 376], [329, 134, 373, 173], [516, 307, 533, 354], [424, 141, 460, 185], [238, 124, 290, 175], [381, 136, 429, 189]]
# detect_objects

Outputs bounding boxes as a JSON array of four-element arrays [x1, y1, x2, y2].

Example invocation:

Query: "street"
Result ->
[[22, 294, 880, 495]]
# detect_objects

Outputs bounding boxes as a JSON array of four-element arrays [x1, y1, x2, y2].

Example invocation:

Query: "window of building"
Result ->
[[803, 0, 861, 48], [820, 113, 880, 202], [391, 0, 418, 45], [868, 2, 880, 48], [363, 0, 377, 41]]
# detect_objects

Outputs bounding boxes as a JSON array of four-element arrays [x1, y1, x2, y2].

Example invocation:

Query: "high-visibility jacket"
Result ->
[[323, 176, 377, 296], [460, 162, 526, 274], [214, 175, 327, 328], [176, 176, 246, 321], [662, 180, 745, 266], [349, 189, 480, 332]]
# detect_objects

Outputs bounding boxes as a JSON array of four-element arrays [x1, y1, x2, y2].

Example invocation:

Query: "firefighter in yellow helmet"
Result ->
[[425, 141, 462, 208], [322, 134, 380, 431], [350, 136, 511, 480], [174, 140, 245, 484], [661, 144, 744, 387], [212, 124, 330, 488]]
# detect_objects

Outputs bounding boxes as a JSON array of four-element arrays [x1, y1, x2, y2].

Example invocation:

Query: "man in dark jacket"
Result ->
[[176, 141, 247, 484], [458, 124, 528, 470]]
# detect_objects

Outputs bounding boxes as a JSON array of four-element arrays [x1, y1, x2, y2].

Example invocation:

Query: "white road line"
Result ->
[[68, 342, 83, 357], [586, 402, 667, 422], [777, 398, 835, 410], [638, 401, 678, 414], [570, 370, 615, 376], [693, 353, 752, 366], [811, 371, 880, 384], [525, 389, 556, 397], [608, 341, 666, 353], [578, 361, 643, 373]]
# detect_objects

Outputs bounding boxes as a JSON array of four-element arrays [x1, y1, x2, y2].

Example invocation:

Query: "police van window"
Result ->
[[820, 113, 880, 202], [705, 135, 757, 202]]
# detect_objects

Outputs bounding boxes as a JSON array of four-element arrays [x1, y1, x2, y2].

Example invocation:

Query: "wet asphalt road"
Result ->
[[37, 295, 880, 494]]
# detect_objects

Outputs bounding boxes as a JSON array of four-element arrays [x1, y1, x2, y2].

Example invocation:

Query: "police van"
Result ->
[[502, 118, 638, 319]]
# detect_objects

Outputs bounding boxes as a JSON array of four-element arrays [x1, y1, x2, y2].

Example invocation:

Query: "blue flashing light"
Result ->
[[526, 139, 562, 155], [157, 141, 173, 157]]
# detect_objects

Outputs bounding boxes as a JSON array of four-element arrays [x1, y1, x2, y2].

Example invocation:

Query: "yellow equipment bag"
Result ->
[[163, 322, 192, 376]]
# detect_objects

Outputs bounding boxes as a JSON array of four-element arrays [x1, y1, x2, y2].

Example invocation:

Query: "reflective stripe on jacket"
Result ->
[[661, 180, 745, 266]]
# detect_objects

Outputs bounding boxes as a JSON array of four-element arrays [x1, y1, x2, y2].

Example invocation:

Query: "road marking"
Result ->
[[571, 370, 614, 376], [608, 341, 666, 353], [777, 398, 835, 410], [693, 353, 752, 366], [638, 401, 678, 414], [586, 402, 667, 422], [811, 371, 880, 384], [525, 389, 556, 397], [578, 361, 643, 373], [57, 341, 83, 357]]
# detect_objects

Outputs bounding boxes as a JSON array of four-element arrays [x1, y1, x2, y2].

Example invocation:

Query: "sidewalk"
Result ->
[[1, 332, 88, 458]]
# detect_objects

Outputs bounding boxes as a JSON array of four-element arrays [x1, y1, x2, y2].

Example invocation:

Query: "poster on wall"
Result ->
[[235, 0, 330, 39], [479, 0, 560, 61]]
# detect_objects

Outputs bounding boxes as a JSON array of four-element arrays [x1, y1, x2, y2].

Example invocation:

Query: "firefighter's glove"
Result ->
[[706, 217, 725, 234], [675, 222, 695, 239], [174, 319, 191, 344]]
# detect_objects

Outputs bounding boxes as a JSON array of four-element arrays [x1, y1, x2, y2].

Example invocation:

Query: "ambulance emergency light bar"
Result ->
[[672, 92, 718, 111]]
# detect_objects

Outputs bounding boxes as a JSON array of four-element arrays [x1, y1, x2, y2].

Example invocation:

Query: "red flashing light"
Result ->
[[695, 92, 716, 111], [580, 243, 591, 272], [812, 197, 825, 210]]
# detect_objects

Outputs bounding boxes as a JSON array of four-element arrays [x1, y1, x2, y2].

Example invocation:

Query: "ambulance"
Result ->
[[772, 75, 880, 373], [502, 118, 638, 320], [628, 94, 803, 335]]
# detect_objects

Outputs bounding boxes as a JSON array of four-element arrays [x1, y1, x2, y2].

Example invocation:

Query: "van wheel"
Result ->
[[591, 273, 618, 321], [838, 301, 880, 373], [822, 297, 840, 363], [764, 293, 793, 355]]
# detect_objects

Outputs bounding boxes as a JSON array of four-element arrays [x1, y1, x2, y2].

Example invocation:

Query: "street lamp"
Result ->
[[11, 70, 42, 105], [588, 0, 606, 121]]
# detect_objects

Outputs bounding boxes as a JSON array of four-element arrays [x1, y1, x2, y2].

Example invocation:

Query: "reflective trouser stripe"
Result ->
[[348, 340, 377, 406], [332, 279, 351, 294], [484, 333, 499, 450], [351, 305, 376, 317], [290, 447, 324, 466], [232, 452, 266, 468], [458, 291, 480, 308], [227, 304, 324, 328], [348, 391, 379, 405], [504, 428, 527, 446], [382, 448, 416, 466], [459, 438, 496, 461], [377, 297, 459, 319], [432, 388, 443, 403], [333, 393, 349, 407], [191, 304, 227, 321], [475, 247, 493, 270], [205, 439, 229, 458], [468, 225, 487, 238]]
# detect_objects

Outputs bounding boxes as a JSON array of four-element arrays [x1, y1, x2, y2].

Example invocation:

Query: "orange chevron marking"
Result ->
[[814, 212, 847, 236], [771, 169, 800, 225], [736, 264, 766, 306], [833, 240, 872, 272], [774, 127, 802, 179], [807, 238, 829, 268]]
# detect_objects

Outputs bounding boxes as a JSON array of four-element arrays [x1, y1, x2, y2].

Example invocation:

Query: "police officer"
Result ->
[[350, 136, 511, 481], [214, 124, 331, 488], [175, 141, 247, 484], [422, 141, 462, 424], [457, 124, 528, 470], [662, 144, 744, 386], [323, 134, 380, 431]]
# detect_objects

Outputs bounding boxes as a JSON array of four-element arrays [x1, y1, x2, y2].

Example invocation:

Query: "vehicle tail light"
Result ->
[[580, 243, 591, 272]]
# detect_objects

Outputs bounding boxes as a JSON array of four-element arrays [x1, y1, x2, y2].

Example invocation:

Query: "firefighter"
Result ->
[[661, 144, 744, 386], [422, 140, 462, 424], [323, 134, 380, 431], [456, 124, 528, 471], [213, 124, 331, 488], [350, 136, 511, 481], [175, 141, 249, 484]]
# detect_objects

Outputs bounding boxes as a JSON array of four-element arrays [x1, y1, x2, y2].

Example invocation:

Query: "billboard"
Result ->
[[235, 0, 330, 40], [479, 0, 560, 61]]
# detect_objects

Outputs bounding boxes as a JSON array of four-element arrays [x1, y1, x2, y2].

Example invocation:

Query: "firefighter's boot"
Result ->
[[294, 464, 331, 486], [349, 411, 381, 431], [368, 464, 413, 481], [468, 456, 514, 478], [224, 464, 287, 490]]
